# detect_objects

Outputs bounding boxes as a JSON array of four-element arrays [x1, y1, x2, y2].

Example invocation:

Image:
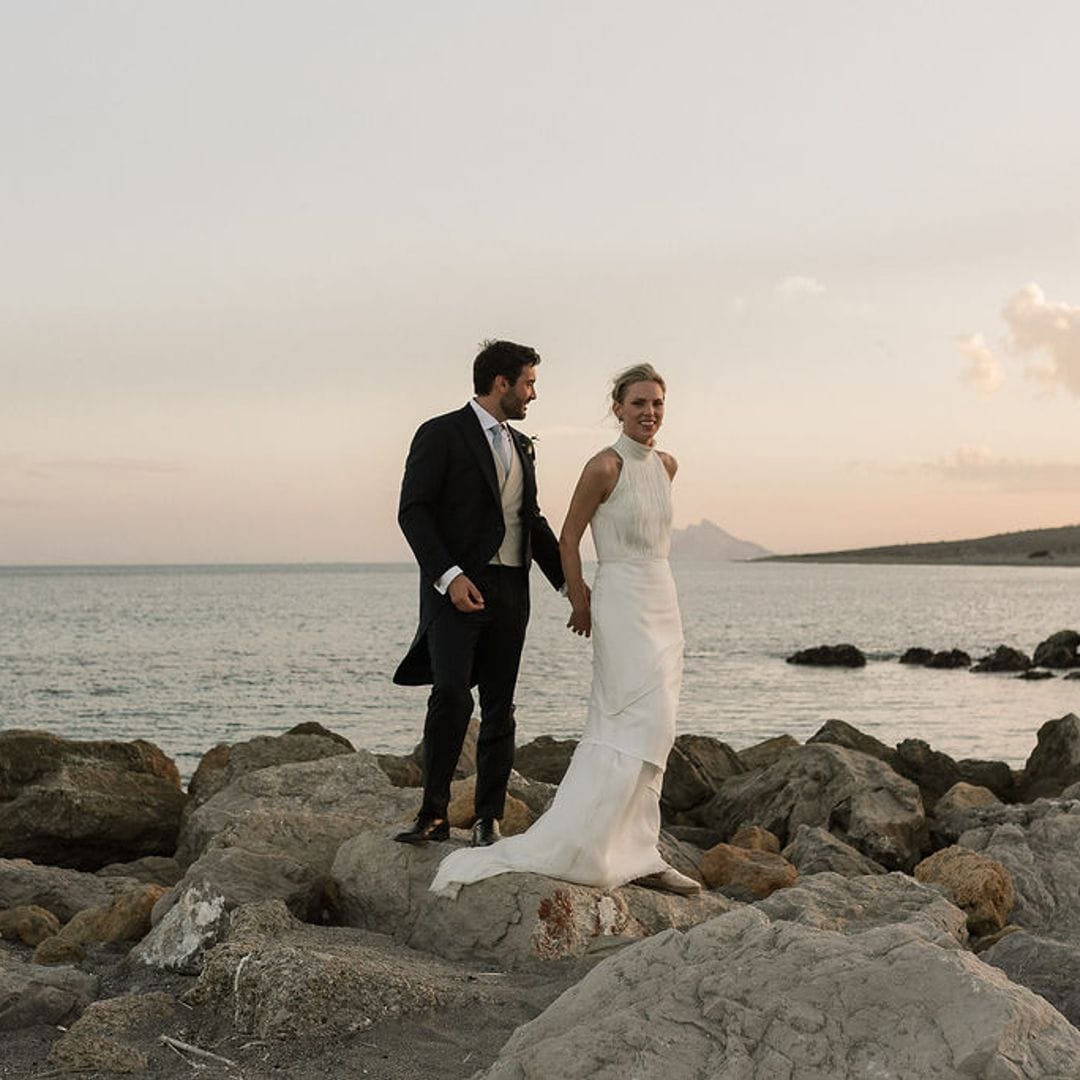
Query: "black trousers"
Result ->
[[420, 565, 530, 820]]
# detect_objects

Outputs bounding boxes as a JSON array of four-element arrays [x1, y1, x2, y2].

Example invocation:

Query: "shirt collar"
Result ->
[[469, 398, 503, 433]]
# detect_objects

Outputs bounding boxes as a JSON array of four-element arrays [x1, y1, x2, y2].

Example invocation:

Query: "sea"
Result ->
[[1, 561, 1078, 784]]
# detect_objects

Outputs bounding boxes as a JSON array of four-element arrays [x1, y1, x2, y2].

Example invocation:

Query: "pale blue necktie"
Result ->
[[491, 424, 512, 472]]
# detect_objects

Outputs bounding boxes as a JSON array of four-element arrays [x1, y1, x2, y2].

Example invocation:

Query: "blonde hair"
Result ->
[[611, 363, 665, 405]]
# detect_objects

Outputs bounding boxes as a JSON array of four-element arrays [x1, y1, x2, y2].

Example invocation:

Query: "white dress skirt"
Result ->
[[430, 433, 683, 898]]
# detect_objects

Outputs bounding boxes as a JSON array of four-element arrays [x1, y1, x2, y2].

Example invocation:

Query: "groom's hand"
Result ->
[[448, 573, 485, 612]]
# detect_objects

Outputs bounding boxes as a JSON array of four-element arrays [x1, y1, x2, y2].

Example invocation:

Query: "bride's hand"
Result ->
[[566, 601, 591, 638]]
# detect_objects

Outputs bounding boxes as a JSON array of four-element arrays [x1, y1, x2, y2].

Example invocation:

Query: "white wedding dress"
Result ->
[[430, 432, 683, 898]]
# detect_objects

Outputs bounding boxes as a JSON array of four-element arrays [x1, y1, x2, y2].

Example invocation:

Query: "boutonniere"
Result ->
[[519, 433, 539, 460]]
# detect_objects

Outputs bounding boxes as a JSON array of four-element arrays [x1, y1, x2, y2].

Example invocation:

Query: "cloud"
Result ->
[[957, 333, 1004, 397], [927, 445, 1080, 493], [1002, 283, 1080, 396], [776, 275, 826, 298]]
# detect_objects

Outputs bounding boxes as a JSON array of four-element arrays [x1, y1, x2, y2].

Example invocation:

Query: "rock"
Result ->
[[808, 719, 896, 766], [0, 858, 143, 922], [736, 734, 800, 772], [96, 856, 183, 886], [664, 825, 724, 850], [1017, 669, 1055, 680], [186, 900, 490, 1038], [0, 951, 98, 1031], [129, 882, 229, 974], [754, 871, 969, 946], [512, 734, 577, 784], [175, 750, 417, 868], [971, 645, 1032, 672], [447, 776, 534, 835], [781, 825, 887, 877], [899, 646, 934, 665], [375, 752, 423, 787], [893, 739, 1016, 809], [34, 884, 164, 962], [410, 715, 481, 779], [657, 831, 706, 884], [982, 930, 1080, 1028], [1020, 713, 1080, 799], [699, 843, 797, 899], [660, 734, 745, 821], [914, 846, 1015, 937], [33, 935, 86, 965], [699, 743, 928, 871], [186, 727, 355, 809], [786, 643, 866, 667], [1066, 671, 1080, 681], [331, 830, 735, 970], [926, 648, 972, 668], [48, 992, 177, 1074], [933, 782, 1000, 816], [729, 825, 780, 853], [0, 904, 61, 946], [478, 904, 1080, 1080], [958, 799, 1080, 942], [1064, 781, 1080, 799], [1033, 629, 1080, 669], [0, 730, 185, 871], [505, 771, 557, 817]]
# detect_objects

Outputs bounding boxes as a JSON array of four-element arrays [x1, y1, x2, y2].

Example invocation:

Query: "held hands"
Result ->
[[448, 573, 485, 613], [566, 583, 592, 638]]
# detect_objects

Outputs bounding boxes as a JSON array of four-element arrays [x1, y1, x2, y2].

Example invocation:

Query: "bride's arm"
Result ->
[[559, 452, 618, 638]]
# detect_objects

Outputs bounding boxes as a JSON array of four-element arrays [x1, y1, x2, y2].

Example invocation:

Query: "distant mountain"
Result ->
[[670, 520, 772, 562], [763, 524, 1080, 566]]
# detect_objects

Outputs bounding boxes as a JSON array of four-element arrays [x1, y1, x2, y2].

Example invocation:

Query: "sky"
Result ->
[[3, 1, 1080, 565]]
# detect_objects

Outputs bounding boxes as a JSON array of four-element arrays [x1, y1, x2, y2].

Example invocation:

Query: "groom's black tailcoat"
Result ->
[[394, 403, 564, 819]]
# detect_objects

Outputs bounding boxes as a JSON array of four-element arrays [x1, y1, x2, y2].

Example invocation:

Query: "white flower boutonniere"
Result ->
[[519, 433, 539, 461]]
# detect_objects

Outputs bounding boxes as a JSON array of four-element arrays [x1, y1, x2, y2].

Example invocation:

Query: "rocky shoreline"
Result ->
[[3, 712, 1080, 1078]]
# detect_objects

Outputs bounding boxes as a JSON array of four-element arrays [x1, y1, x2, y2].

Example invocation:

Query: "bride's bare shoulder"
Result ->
[[582, 447, 623, 479]]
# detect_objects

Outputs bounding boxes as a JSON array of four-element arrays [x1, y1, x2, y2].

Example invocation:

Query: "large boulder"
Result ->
[[781, 825, 887, 877], [786, 643, 866, 667], [699, 843, 797, 899], [512, 734, 577, 785], [47, 992, 178, 1074], [1019, 713, 1080, 799], [982, 930, 1080, 1029], [478, 905, 1080, 1079], [971, 645, 1032, 672], [926, 648, 972, 669], [958, 799, 1080, 943], [0, 858, 143, 923], [892, 739, 1016, 808], [0, 904, 61, 946], [736, 734, 799, 772], [331, 830, 735, 970], [0, 951, 98, 1031], [186, 723, 355, 809], [1032, 629, 1080, 669], [698, 743, 928, 871], [807, 719, 896, 766], [33, 884, 164, 964], [0, 731, 185, 870], [660, 734, 744, 822], [914, 846, 1015, 938]]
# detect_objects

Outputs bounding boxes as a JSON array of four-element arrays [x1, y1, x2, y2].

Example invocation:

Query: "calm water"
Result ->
[[1, 562, 1078, 782]]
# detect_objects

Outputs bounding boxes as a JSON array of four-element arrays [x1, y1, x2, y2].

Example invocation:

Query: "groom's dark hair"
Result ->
[[473, 340, 541, 395]]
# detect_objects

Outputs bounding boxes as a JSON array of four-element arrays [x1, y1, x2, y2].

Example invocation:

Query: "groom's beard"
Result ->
[[499, 389, 529, 420]]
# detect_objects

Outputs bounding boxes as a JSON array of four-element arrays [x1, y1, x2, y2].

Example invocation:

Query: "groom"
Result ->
[[393, 340, 565, 846]]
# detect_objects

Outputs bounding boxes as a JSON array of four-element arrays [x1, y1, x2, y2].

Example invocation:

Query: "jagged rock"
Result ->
[[0, 858, 143, 923], [0, 951, 98, 1031], [958, 799, 1080, 942], [699, 743, 927, 871], [1018, 669, 1055, 680], [0, 904, 61, 946], [505, 771, 557, 817], [926, 648, 972, 669], [754, 871, 968, 946], [736, 734, 800, 772], [33, 935, 86, 965], [331, 830, 735, 970], [893, 740, 1016, 809], [914, 846, 1015, 937], [971, 644, 1032, 672], [699, 844, 797, 899], [186, 726, 355, 809], [728, 825, 780, 853], [129, 882, 229, 974], [808, 719, 896, 766], [1020, 713, 1080, 799], [175, 750, 416, 868], [786, 643, 866, 667], [900, 646, 935, 665], [781, 825, 887, 877], [982, 930, 1080, 1028], [47, 992, 177, 1073], [447, 776, 534, 835], [0, 731, 185, 871], [375, 753, 423, 787], [933, 782, 1000, 817], [512, 734, 577, 784], [657, 831, 706, 884], [660, 734, 744, 821], [1033, 629, 1080, 669], [186, 900, 491, 1038], [478, 902, 1080, 1080], [96, 856, 183, 886], [33, 884, 164, 962], [410, 716, 481, 780]]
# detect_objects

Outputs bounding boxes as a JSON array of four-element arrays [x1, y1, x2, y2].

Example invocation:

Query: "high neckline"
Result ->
[[614, 432, 654, 460]]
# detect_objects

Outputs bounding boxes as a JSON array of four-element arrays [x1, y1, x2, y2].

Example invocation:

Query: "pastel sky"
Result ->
[[3, 2, 1079, 565]]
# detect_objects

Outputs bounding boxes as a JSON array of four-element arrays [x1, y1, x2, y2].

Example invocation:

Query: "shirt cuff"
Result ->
[[435, 565, 464, 594]]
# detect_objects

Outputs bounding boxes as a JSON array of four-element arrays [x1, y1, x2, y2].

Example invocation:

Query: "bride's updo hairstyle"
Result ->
[[611, 363, 665, 406]]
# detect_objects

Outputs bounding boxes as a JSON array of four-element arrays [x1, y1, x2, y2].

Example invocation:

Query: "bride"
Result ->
[[429, 364, 700, 898]]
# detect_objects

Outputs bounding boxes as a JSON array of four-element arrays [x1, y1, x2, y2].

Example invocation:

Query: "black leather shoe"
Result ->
[[393, 816, 449, 844], [471, 818, 501, 847]]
